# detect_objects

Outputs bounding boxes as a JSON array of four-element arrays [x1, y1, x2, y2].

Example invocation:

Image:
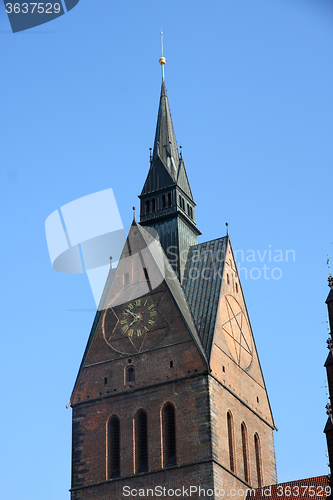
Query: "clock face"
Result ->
[[117, 297, 159, 338], [102, 290, 168, 355], [220, 294, 253, 369]]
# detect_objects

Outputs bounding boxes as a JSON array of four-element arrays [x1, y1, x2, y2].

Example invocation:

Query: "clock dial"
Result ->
[[102, 290, 169, 355], [118, 298, 159, 338], [220, 294, 253, 369]]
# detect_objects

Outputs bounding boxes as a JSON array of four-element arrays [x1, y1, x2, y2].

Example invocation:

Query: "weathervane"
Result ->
[[159, 31, 166, 81]]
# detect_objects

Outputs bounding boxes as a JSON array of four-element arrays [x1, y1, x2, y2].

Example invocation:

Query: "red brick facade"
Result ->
[[69, 225, 277, 500]]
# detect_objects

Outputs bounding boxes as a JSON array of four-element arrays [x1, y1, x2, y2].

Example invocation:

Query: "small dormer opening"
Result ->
[[168, 193, 172, 207], [235, 282, 238, 293], [227, 274, 230, 285], [169, 360, 173, 368], [152, 198, 156, 211], [143, 267, 150, 283], [162, 194, 166, 208]]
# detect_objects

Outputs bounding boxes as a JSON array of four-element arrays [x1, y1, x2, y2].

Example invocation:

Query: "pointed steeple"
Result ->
[[152, 81, 179, 180], [139, 43, 200, 282]]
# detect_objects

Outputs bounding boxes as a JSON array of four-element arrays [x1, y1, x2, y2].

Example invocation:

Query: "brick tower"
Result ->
[[69, 66, 277, 500]]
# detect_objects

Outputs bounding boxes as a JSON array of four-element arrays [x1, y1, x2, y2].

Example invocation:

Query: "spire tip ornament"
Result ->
[[159, 30, 166, 81]]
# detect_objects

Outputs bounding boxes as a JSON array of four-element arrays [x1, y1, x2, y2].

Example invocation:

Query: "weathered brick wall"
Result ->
[[71, 375, 212, 498], [209, 377, 277, 489]]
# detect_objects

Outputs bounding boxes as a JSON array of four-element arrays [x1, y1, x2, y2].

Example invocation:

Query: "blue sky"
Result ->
[[0, 1, 332, 498]]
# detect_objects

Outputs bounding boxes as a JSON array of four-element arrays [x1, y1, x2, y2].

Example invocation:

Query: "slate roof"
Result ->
[[245, 476, 330, 500], [182, 236, 228, 358], [137, 222, 208, 366]]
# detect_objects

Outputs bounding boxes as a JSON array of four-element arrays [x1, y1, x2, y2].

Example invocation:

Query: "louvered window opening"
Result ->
[[108, 417, 120, 478], [136, 411, 148, 473], [163, 404, 176, 467]]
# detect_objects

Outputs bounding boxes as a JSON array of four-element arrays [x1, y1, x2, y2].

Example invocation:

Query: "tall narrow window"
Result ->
[[126, 366, 135, 383], [162, 403, 176, 467], [162, 195, 166, 208], [254, 433, 262, 487], [168, 193, 172, 207], [135, 410, 148, 473], [108, 416, 120, 478], [152, 198, 156, 211], [241, 422, 249, 483], [145, 200, 150, 214], [227, 411, 236, 472]]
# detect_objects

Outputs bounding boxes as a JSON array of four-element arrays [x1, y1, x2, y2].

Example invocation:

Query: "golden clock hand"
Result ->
[[129, 317, 139, 327], [125, 308, 137, 318]]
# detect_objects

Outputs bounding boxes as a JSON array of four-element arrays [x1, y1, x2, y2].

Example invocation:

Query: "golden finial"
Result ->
[[159, 31, 166, 81]]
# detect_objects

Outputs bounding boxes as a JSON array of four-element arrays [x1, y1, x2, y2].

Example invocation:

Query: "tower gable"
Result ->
[[177, 159, 194, 201], [140, 156, 175, 197], [70, 222, 208, 406], [210, 239, 275, 428], [183, 237, 276, 428]]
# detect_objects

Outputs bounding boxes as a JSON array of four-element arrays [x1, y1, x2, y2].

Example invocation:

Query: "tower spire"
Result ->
[[139, 51, 201, 281]]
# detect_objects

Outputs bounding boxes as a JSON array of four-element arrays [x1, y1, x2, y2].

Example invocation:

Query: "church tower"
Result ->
[[69, 55, 277, 500]]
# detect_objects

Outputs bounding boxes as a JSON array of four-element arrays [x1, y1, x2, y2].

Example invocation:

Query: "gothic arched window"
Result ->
[[162, 403, 176, 467], [254, 433, 262, 487], [108, 416, 120, 478], [135, 410, 148, 473], [241, 422, 249, 483], [227, 411, 236, 472]]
